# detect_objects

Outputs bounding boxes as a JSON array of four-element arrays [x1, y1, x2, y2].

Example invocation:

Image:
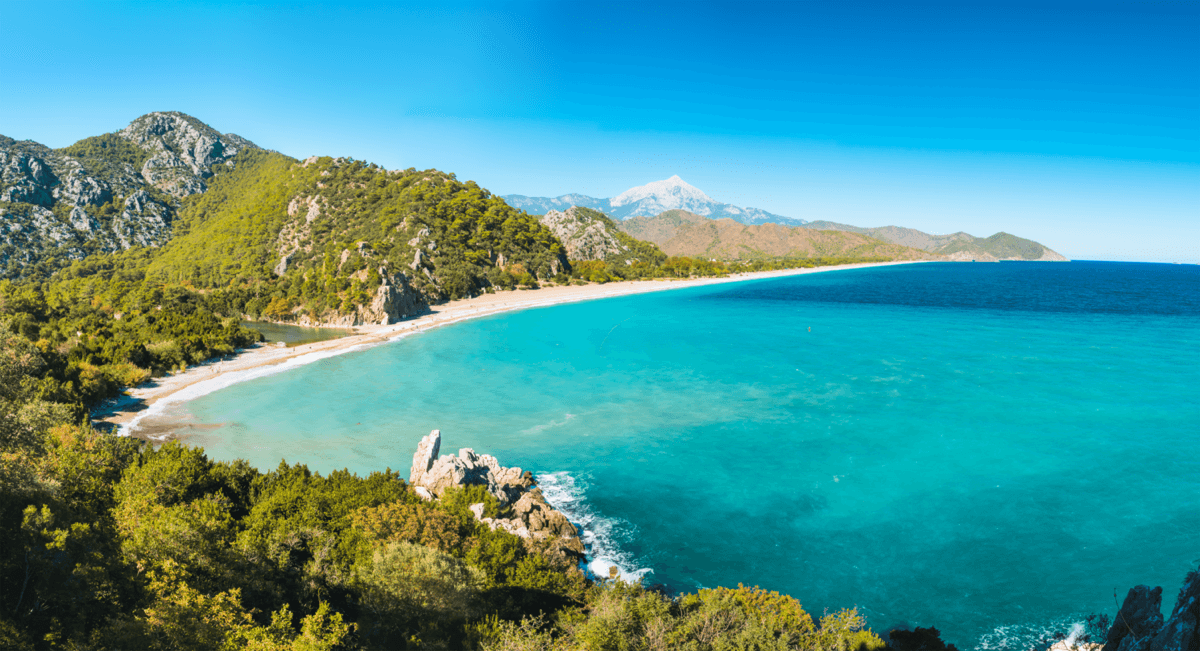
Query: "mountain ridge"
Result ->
[[620, 209, 936, 261], [504, 176, 808, 226], [1, 111, 263, 279]]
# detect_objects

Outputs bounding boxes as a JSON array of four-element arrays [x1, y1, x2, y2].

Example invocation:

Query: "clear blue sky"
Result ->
[[2, 1, 1197, 262]]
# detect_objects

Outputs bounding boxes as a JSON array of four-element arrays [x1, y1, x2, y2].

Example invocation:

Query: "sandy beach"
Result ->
[[95, 260, 927, 439]]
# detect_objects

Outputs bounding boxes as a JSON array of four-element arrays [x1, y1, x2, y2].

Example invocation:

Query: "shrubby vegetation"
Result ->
[[0, 253, 262, 408], [568, 254, 894, 284]]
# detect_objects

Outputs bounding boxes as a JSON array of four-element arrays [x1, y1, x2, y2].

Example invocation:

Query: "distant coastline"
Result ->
[[95, 259, 931, 439]]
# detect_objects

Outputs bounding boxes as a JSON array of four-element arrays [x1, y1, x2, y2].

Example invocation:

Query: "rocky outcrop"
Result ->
[[540, 206, 630, 262], [407, 430, 586, 560], [1105, 586, 1164, 651], [1104, 568, 1200, 651], [1148, 569, 1199, 651], [119, 111, 253, 198]]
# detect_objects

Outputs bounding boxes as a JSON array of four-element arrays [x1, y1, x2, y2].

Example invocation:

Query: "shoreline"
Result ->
[[96, 259, 928, 439]]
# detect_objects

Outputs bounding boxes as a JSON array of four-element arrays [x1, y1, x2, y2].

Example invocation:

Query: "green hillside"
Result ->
[[147, 152, 568, 322]]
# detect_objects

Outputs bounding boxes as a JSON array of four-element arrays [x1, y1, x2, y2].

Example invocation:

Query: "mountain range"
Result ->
[[508, 177, 1066, 262], [504, 175, 808, 226]]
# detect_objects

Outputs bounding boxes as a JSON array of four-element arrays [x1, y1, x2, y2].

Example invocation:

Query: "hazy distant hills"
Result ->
[[800, 221, 1067, 261], [505, 175, 808, 226], [508, 176, 1066, 262], [620, 209, 934, 261]]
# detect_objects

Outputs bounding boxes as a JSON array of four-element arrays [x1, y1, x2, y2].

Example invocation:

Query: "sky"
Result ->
[[2, 0, 1197, 262]]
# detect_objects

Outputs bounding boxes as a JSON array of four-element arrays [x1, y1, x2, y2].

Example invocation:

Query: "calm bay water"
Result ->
[[173, 262, 1199, 648]]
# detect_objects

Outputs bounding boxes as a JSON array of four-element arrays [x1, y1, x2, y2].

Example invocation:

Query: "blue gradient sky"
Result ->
[[2, 1, 1197, 262]]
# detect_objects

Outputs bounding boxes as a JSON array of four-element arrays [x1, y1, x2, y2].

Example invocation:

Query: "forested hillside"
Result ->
[[144, 151, 569, 324]]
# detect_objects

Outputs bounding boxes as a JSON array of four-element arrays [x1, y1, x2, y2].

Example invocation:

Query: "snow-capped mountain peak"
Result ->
[[610, 175, 713, 210]]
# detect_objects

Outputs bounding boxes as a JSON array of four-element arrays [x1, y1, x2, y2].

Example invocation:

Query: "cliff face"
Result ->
[[1103, 568, 1200, 651], [0, 112, 260, 279]]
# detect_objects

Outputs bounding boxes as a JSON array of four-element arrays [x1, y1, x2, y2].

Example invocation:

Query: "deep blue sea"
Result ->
[[170, 261, 1200, 648]]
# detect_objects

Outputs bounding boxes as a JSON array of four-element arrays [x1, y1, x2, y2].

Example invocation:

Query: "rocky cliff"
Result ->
[[1, 112, 261, 279], [409, 430, 586, 565], [1102, 567, 1199, 651]]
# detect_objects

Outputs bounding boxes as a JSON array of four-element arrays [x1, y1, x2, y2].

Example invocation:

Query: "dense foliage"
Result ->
[[0, 252, 262, 408], [145, 152, 570, 321]]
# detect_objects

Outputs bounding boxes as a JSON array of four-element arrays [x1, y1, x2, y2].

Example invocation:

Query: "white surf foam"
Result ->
[[976, 614, 1101, 651], [537, 471, 653, 584]]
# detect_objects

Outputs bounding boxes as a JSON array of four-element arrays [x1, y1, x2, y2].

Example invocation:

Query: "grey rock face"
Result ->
[[1148, 569, 1200, 651], [1105, 586, 1165, 651], [112, 190, 172, 249], [120, 111, 253, 199], [539, 206, 629, 262], [409, 429, 442, 486], [0, 149, 59, 207]]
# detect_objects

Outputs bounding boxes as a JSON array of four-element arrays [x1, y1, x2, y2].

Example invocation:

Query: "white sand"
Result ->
[[97, 260, 927, 437]]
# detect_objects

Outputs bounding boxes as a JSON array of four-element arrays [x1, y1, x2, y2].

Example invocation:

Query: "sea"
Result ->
[[160, 261, 1200, 648]]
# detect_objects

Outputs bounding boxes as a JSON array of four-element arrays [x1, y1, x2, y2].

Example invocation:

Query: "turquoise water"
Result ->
[[172, 262, 1200, 648]]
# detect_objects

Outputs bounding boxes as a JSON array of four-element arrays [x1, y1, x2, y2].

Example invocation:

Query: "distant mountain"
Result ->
[[504, 175, 807, 226], [0, 111, 261, 279], [620, 210, 934, 261], [800, 221, 1067, 261]]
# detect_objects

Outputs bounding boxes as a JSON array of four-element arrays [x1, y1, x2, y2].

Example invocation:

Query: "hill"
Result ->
[[620, 209, 935, 261], [143, 151, 567, 325], [505, 175, 807, 226], [800, 221, 1067, 261], [0, 112, 261, 279], [538, 206, 665, 266]]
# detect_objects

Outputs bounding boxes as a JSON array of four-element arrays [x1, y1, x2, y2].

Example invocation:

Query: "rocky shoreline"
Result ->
[[408, 430, 591, 570]]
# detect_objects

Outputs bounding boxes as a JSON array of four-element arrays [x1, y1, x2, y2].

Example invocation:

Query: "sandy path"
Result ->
[[95, 260, 927, 437]]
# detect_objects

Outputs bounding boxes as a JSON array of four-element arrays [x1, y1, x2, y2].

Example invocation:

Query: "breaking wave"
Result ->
[[536, 471, 653, 584]]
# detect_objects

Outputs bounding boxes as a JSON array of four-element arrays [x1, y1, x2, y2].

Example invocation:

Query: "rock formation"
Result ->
[[1103, 567, 1200, 651], [1106, 586, 1165, 651], [407, 430, 586, 560], [539, 206, 631, 262]]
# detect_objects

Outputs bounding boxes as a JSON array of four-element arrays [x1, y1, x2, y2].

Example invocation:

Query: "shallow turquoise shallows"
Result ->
[[172, 262, 1200, 648]]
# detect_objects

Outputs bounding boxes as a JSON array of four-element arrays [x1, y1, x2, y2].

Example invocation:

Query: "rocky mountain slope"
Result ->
[[0, 112, 260, 279], [538, 206, 665, 265], [801, 221, 1067, 261], [505, 175, 807, 226], [620, 209, 935, 261]]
